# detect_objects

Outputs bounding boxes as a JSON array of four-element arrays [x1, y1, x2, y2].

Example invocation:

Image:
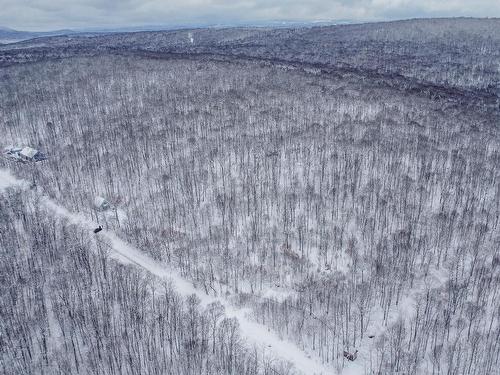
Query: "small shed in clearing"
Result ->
[[94, 196, 112, 211], [19, 147, 46, 162]]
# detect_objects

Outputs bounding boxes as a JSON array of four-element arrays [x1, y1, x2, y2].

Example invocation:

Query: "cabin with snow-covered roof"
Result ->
[[3, 146, 46, 163]]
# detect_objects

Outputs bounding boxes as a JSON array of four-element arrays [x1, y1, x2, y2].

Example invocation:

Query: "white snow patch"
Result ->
[[0, 169, 29, 191], [261, 286, 296, 302]]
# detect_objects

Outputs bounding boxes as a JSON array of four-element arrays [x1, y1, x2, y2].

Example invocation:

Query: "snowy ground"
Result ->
[[0, 168, 336, 375]]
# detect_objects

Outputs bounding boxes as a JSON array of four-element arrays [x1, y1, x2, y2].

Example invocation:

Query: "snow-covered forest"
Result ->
[[1, 18, 499, 375]]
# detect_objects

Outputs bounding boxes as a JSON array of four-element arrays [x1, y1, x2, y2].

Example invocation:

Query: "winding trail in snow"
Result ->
[[0, 168, 334, 375]]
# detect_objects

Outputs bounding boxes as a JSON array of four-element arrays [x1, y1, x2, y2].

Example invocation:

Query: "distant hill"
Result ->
[[0, 26, 77, 43], [2, 18, 497, 93], [0, 19, 343, 43]]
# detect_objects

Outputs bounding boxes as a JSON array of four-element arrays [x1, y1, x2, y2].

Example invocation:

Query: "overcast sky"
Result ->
[[1, 0, 499, 31]]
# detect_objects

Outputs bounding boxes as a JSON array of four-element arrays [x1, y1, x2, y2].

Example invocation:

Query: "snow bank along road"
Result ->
[[0, 169, 334, 375]]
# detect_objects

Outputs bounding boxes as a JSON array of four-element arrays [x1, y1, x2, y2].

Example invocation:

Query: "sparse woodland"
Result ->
[[0, 188, 295, 375], [1, 19, 499, 375]]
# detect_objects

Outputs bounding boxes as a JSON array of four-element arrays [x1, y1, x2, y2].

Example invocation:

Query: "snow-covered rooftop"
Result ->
[[20, 147, 39, 159]]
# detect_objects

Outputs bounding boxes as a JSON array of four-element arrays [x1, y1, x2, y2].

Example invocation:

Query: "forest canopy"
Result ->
[[1, 18, 499, 375]]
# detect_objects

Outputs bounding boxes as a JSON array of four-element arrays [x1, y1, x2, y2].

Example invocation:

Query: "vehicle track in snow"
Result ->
[[0, 168, 334, 375]]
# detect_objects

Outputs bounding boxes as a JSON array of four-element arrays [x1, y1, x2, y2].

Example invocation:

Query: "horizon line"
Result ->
[[2, 16, 499, 33]]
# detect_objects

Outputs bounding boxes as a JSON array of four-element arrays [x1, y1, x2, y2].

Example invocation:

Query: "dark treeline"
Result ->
[[1, 54, 499, 374], [1, 18, 499, 94]]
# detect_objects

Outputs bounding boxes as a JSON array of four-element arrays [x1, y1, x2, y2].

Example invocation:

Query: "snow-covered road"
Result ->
[[0, 169, 334, 375]]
